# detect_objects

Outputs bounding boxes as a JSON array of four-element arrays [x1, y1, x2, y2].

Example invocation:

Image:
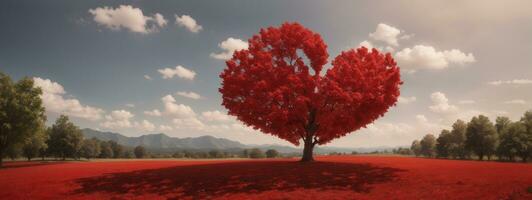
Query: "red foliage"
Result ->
[[1, 158, 531, 199], [220, 22, 402, 147]]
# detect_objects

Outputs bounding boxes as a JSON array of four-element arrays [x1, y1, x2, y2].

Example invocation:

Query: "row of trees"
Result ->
[[411, 111, 532, 162], [4, 114, 150, 161], [169, 148, 280, 159]]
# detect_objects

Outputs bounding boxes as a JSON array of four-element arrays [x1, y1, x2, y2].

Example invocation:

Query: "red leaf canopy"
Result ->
[[220, 22, 402, 146]]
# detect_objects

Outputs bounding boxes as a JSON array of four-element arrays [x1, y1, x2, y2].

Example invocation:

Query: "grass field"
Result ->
[[1, 156, 531, 199]]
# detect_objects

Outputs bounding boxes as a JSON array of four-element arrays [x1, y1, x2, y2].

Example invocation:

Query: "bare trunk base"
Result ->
[[300, 141, 315, 162]]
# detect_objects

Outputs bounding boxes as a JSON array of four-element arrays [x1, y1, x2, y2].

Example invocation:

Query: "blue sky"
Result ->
[[1, 0, 532, 148]]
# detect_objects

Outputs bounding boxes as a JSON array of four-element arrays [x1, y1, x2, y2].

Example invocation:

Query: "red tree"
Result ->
[[220, 22, 402, 161]]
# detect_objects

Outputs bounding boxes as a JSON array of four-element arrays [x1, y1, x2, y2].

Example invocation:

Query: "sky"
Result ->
[[1, 0, 532, 148]]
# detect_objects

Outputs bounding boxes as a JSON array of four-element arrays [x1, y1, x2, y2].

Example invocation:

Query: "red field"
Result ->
[[1, 156, 531, 200]]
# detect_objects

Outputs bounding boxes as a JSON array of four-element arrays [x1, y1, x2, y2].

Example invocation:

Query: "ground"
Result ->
[[0, 156, 531, 200]]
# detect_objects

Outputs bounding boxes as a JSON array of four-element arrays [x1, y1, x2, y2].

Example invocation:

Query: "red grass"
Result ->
[[1, 156, 531, 199]]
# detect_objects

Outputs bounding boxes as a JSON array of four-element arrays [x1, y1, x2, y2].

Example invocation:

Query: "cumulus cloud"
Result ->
[[201, 110, 233, 122], [176, 91, 201, 100], [100, 110, 156, 132], [144, 75, 152, 80], [33, 77, 105, 121], [398, 96, 417, 104], [100, 110, 135, 129], [429, 92, 458, 114], [153, 13, 167, 27], [158, 125, 173, 132], [162, 95, 196, 118], [88, 5, 167, 34], [210, 37, 249, 60], [369, 23, 402, 46], [395, 45, 475, 71], [173, 117, 205, 130], [125, 103, 135, 108], [488, 79, 532, 86], [503, 99, 527, 105], [144, 109, 162, 117], [134, 120, 156, 132], [175, 15, 202, 33], [158, 65, 196, 80]]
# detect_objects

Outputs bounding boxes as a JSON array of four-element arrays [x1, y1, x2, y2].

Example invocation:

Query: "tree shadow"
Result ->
[[73, 160, 404, 199], [0, 161, 67, 169]]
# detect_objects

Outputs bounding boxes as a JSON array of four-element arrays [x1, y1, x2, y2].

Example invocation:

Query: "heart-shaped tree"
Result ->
[[220, 22, 402, 161]]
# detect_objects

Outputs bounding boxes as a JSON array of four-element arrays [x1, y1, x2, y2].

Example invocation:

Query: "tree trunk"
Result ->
[[0, 156, 3, 168], [478, 153, 483, 161], [300, 139, 315, 162]]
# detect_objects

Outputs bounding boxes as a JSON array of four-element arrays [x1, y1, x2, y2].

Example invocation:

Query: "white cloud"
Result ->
[[369, 23, 401, 46], [429, 92, 458, 114], [33, 77, 105, 121], [398, 96, 417, 104], [395, 45, 475, 71], [125, 103, 135, 108], [173, 117, 205, 130], [153, 13, 167, 27], [358, 40, 376, 50], [201, 110, 233, 122], [162, 95, 196, 118], [503, 99, 527, 105], [158, 125, 173, 132], [210, 37, 249, 60], [144, 109, 162, 117], [416, 114, 429, 123], [100, 110, 156, 132], [144, 75, 152, 80], [175, 15, 202, 33], [158, 65, 196, 80], [458, 100, 475, 104], [442, 49, 477, 65], [134, 120, 156, 132], [176, 91, 201, 100], [88, 5, 166, 34], [488, 79, 532, 86], [101, 110, 134, 129]]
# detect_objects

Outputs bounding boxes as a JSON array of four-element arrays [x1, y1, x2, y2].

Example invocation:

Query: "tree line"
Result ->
[[410, 112, 532, 162], [0, 72, 283, 167]]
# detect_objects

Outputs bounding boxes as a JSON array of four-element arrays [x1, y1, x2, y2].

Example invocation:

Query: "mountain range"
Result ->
[[81, 128, 400, 154]]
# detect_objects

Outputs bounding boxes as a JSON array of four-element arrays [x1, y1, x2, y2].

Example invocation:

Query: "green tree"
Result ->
[[6, 144, 21, 160], [99, 141, 113, 158], [80, 138, 101, 160], [134, 145, 146, 158], [410, 140, 422, 157], [465, 115, 498, 161], [265, 149, 279, 158], [47, 115, 83, 160], [123, 150, 134, 159], [249, 148, 265, 158], [495, 116, 511, 135], [497, 122, 525, 161], [518, 111, 532, 162], [22, 123, 48, 161], [108, 140, 123, 158], [436, 130, 452, 158], [208, 149, 224, 158], [0, 73, 46, 167], [38, 128, 50, 160], [242, 149, 250, 158], [420, 134, 436, 157], [172, 151, 185, 158], [449, 120, 468, 159]]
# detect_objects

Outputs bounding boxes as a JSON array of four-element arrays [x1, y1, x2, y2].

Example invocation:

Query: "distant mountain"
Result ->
[[82, 128, 247, 150], [82, 128, 402, 153]]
